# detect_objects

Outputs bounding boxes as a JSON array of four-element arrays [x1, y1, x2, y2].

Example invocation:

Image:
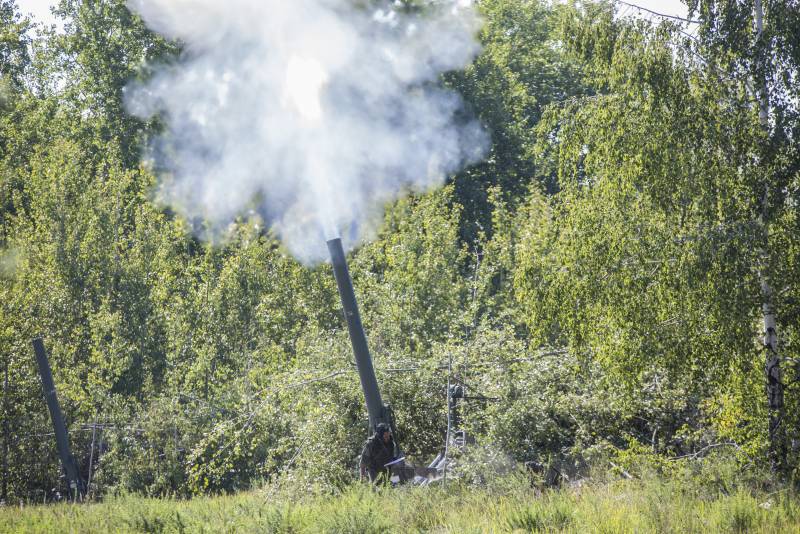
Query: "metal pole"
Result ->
[[326, 238, 387, 431], [2, 359, 8, 503], [86, 421, 97, 498], [31, 338, 82, 500], [443, 353, 453, 486]]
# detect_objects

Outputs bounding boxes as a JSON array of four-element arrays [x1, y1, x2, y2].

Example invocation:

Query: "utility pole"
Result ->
[[31, 338, 83, 500], [753, 0, 786, 474]]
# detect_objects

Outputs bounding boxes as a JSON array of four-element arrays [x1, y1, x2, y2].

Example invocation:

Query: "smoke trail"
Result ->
[[126, 0, 487, 262]]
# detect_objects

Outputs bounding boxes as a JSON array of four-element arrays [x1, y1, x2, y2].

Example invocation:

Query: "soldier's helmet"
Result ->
[[375, 422, 390, 438]]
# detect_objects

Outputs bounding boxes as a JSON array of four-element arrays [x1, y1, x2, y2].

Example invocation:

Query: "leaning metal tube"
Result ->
[[327, 237, 386, 431], [32, 337, 83, 499]]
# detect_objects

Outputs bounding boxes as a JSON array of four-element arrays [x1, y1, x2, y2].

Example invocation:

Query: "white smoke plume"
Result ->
[[126, 0, 488, 262]]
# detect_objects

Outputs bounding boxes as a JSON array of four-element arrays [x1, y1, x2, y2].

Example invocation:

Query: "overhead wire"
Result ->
[[614, 0, 701, 25]]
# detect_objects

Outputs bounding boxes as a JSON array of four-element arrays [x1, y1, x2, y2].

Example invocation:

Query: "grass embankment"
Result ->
[[2, 475, 799, 533]]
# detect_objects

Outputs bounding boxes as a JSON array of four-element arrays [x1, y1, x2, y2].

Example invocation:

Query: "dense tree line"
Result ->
[[0, 0, 797, 501]]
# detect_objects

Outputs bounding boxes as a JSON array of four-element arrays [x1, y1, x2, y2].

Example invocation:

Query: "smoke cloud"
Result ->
[[126, 0, 487, 262]]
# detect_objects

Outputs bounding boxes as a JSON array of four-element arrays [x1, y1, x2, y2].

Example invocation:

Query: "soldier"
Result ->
[[359, 423, 397, 484]]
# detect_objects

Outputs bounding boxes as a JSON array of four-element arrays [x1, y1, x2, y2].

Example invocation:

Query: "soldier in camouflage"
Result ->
[[359, 423, 397, 484]]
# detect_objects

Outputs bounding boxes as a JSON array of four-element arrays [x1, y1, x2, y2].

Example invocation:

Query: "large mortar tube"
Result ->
[[32, 338, 83, 499], [327, 238, 387, 431]]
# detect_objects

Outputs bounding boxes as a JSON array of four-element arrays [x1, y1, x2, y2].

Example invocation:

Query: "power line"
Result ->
[[614, 0, 701, 25]]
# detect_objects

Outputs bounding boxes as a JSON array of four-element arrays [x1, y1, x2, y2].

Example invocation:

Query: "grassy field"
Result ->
[[2, 474, 799, 533]]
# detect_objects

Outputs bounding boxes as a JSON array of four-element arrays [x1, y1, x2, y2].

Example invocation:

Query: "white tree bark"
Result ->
[[754, 0, 786, 472]]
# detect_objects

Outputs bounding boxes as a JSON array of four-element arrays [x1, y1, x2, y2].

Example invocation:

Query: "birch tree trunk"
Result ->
[[754, 0, 787, 474]]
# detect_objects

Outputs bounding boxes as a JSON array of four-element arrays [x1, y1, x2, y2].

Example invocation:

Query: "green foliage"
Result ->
[[507, 498, 574, 532], [0, 1, 30, 90], [1, 0, 799, 503], [514, 1, 800, 473], [448, 0, 589, 239], [353, 186, 469, 355]]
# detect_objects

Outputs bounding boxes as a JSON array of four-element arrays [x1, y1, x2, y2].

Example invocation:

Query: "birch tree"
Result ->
[[518, 1, 799, 472], [688, 0, 800, 472]]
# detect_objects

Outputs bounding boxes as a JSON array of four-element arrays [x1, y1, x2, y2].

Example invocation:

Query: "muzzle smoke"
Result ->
[[126, 0, 487, 262]]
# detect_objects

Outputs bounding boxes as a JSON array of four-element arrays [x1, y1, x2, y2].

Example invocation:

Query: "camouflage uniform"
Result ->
[[359, 424, 396, 483]]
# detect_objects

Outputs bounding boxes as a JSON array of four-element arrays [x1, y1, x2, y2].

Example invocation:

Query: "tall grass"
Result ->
[[2, 472, 798, 533]]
